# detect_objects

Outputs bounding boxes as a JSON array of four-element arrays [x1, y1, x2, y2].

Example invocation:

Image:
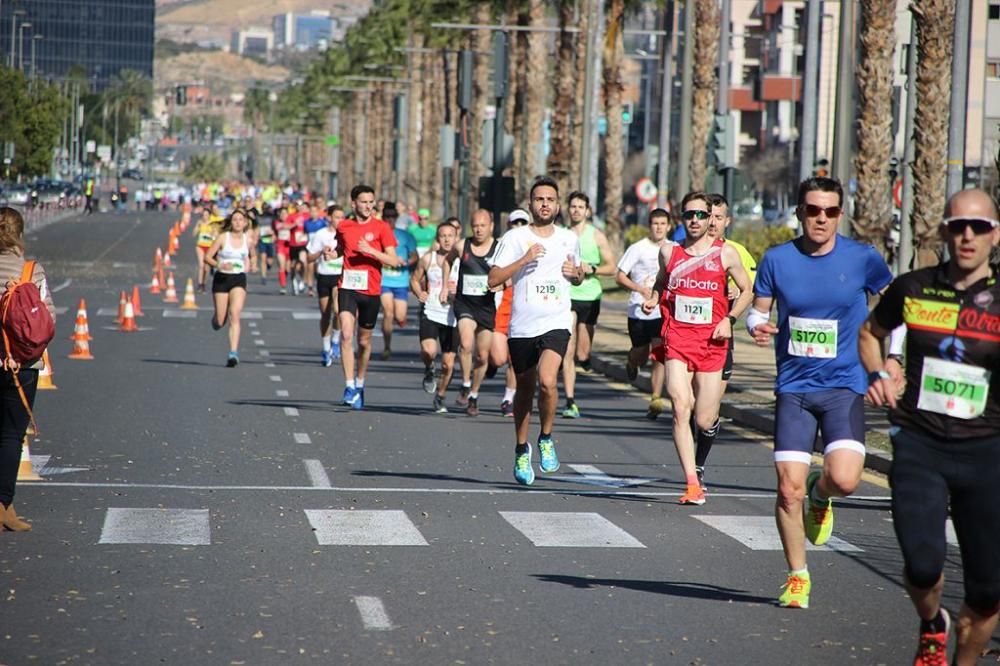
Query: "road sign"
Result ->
[[324, 135, 340, 147], [635, 177, 657, 204], [85, 140, 96, 154]]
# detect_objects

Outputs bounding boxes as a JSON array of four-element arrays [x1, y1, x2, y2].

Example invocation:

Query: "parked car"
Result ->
[[1, 184, 30, 206], [122, 168, 144, 180]]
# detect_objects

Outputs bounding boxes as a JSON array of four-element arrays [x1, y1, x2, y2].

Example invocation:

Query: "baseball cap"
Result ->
[[418, 208, 431, 219], [508, 209, 530, 226]]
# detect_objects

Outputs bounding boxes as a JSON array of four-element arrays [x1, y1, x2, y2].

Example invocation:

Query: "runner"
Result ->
[[488, 176, 584, 485], [306, 205, 345, 366], [273, 207, 293, 295], [745, 176, 892, 609], [409, 208, 437, 258], [615, 207, 670, 420], [303, 204, 327, 296], [489, 209, 531, 417], [644, 191, 753, 506], [192, 208, 220, 293], [205, 208, 257, 367], [379, 208, 418, 360], [410, 224, 459, 413], [335, 185, 400, 410], [257, 206, 276, 285], [287, 204, 310, 295], [860, 188, 1000, 665], [453, 209, 497, 416], [692, 192, 759, 487], [561, 191, 616, 418]]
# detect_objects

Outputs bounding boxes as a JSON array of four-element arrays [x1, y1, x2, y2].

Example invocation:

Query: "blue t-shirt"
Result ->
[[754, 235, 892, 395], [304, 217, 326, 235], [381, 228, 417, 288]]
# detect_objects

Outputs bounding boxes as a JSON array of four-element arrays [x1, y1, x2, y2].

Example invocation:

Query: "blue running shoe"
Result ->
[[537, 436, 559, 473], [342, 386, 358, 406], [351, 388, 365, 411], [331, 340, 342, 361], [514, 445, 534, 486], [226, 351, 239, 368], [322, 350, 333, 367]]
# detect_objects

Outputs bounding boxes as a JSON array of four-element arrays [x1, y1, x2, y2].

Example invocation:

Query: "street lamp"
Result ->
[[17, 20, 31, 71], [30, 34, 42, 80], [8, 9, 24, 68]]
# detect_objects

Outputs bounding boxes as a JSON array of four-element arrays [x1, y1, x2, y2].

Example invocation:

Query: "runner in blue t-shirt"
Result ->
[[303, 205, 328, 297], [745, 177, 892, 610], [380, 208, 418, 359]]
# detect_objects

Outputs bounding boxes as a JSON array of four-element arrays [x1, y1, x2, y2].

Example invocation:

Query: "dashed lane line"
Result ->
[[293, 433, 312, 444], [303, 459, 332, 488], [353, 596, 394, 631]]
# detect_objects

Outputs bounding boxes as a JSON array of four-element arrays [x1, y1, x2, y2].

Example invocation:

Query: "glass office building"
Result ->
[[0, 0, 154, 88]]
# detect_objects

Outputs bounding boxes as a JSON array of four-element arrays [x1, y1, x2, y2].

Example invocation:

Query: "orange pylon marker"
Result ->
[[181, 278, 198, 310], [163, 250, 173, 270], [171, 232, 180, 254], [119, 297, 139, 332], [150, 271, 161, 294], [131, 285, 145, 317], [153, 247, 163, 270], [114, 290, 127, 324], [38, 349, 57, 390], [17, 436, 42, 481], [162, 273, 179, 303], [69, 298, 93, 341]]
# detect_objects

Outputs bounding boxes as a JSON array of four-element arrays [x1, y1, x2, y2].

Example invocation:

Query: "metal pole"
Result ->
[[656, 3, 675, 208], [718, 0, 733, 204], [946, 0, 971, 196], [30, 34, 38, 80], [585, 0, 603, 206], [798, 0, 822, 183], [898, 17, 918, 275], [676, 0, 694, 197], [832, 0, 855, 234], [17, 22, 29, 71], [8, 11, 18, 69]]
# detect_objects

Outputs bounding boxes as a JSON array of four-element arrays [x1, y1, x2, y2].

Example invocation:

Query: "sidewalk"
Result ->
[[588, 301, 893, 475]]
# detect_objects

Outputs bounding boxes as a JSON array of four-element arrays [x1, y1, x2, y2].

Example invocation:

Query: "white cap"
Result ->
[[508, 209, 530, 224]]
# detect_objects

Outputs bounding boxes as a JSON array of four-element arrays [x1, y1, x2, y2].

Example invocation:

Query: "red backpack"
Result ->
[[2, 261, 55, 365]]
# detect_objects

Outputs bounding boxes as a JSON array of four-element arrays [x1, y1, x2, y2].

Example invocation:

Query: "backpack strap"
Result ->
[[4, 260, 40, 434], [19, 260, 35, 284]]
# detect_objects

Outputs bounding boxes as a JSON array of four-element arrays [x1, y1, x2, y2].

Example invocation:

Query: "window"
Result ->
[[990, 4, 1000, 20], [989, 61, 1000, 79]]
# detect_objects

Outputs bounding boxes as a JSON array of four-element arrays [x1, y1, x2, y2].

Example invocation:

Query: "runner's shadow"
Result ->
[[352, 469, 520, 489], [533, 575, 773, 604], [143, 357, 244, 368], [229, 398, 341, 411]]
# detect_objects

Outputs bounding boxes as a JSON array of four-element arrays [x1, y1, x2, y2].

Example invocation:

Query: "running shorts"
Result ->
[[212, 272, 247, 293], [257, 241, 275, 259], [627, 317, 662, 348], [508, 330, 571, 375], [316, 274, 339, 298], [419, 314, 455, 353], [288, 244, 307, 258], [889, 427, 1000, 615], [774, 388, 866, 465], [722, 341, 734, 382], [381, 286, 409, 301], [571, 298, 601, 326], [666, 336, 728, 373], [454, 297, 496, 331], [338, 290, 380, 329]]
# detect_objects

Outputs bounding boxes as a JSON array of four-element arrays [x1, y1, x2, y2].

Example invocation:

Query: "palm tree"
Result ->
[[851, 0, 896, 254], [523, 1, 549, 193], [602, 0, 628, 243], [688, 0, 720, 191], [468, 2, 493, 218], [103, 69, 152, 159], [910, 0, 954, 268], [547, 0, 579, 197], [571, 0, 589, 190]]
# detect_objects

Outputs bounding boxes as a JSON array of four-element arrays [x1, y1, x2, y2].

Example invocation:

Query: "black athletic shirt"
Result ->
[[455, 239, 497, 310], [872, 263, 1000, 440]]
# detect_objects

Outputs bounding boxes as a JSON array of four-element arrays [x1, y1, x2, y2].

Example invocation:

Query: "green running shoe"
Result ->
[[804, 470, 833, 546], [537, 436, 559, 473], [513, 446, 534, 486], [562, 403, 580, 419], [778, 571, 811, 609]]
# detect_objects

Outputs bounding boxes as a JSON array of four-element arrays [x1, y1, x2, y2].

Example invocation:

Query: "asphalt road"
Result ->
[[0, 210, 990, 665]]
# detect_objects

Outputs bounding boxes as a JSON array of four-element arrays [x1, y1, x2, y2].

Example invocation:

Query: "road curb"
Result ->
[[589, 351, 893, 476]]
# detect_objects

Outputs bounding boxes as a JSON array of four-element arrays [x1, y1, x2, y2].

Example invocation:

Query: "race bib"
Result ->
[[674, 295, 712, 325], [383, 265, 403, 277], [917, 357, 990, 420], [462, 274, 489, 297], [277, 229, 291, 241], [321, 258, 343, 273], [342, 269, 369, 291], [526, 276, 566, 306], [787, 317, 838, 358], [198, 232, 214, 244], [294, 231, 308, 245], [220, 259, 245, 274]]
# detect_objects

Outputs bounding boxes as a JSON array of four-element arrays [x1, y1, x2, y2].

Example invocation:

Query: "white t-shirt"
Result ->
[[306, 226, 343, 276], [617, 238, 663, 320], [422, 255, 455, 326], [489, 224, 581, 338]]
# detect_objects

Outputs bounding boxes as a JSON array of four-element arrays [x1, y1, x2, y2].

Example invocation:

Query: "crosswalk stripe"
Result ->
[[162, 309, 197, 318], [292, 311, 321, 320], [240, 311, 262, 319], [293, 433, 311, 444], [284, 407, 299, 417], [276, 390, 289, 397], [694, 516, 863, 552], [98, 508, 210, 545], [499, 511, 645, 548], [253, 339, 265, 346], [303, 459, 331, 488], [354, 596, 394, 630], [259, 350, 270, 357], [556, 464, 658, 488], [269, 375, 282, 382], [305, 510, 429, 546]]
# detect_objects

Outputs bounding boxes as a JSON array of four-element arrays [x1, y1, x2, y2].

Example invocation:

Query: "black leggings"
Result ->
[[0, 369, 37, 506], [890, 427, 1000, 616]]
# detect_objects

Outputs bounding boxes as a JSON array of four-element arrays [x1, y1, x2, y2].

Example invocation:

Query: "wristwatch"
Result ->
[[727, 315, 737, 325], [867, 369, 891, 385], [886, 354, 904, 365]]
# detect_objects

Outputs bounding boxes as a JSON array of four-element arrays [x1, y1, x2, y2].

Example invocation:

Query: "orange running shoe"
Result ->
[[678, 484, 706, 505]]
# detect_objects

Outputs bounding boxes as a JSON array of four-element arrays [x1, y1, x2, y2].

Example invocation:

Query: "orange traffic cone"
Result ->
[[181, 278, 198, 310], [163, 273, 179, 303], [153, 247, 163, 271], [37, 349, 57, 390], [131, 285, 145, 317], [69, 322, 93, 359], [119, 297, 139, 332], [114, 290, 127, 324], [150, 271, 161, 294], [163, 251, 173, 270], [17, 436, 41, 481], [171, 232, 180, 254], [69, 298, 93, 342]]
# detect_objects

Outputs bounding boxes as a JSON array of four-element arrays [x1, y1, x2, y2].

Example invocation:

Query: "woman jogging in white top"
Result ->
[[205, 209, 257, 367]]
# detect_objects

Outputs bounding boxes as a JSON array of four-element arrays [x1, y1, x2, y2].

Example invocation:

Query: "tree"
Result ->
[[103, 69, 152, 159], [689, 0, 721, 192], [851, 0, 896, 254], [910, 0, 954, 268], [184, 153, 225, 181], [602, 0, 628, 244], [523, 1, 549, 193], [0, 67, 66, 178], [546, 0, 580, 198]]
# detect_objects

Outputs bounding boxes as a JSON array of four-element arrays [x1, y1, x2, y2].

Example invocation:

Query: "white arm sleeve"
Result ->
[[745, 307, 771, 336], [888, 324, 906, 356]]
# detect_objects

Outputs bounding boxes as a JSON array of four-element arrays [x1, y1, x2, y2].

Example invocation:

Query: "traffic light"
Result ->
[[457, 50, 473, 111], [711, 113, 735, 170], [175, 85, 187, 106], [622, 102, 634, 125]]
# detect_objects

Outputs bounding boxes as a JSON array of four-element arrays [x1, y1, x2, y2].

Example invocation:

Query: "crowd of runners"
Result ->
[[179, 175, 1000, 665]]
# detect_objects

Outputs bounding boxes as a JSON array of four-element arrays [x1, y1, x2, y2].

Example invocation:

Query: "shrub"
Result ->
[[728, 224, 796, 263]]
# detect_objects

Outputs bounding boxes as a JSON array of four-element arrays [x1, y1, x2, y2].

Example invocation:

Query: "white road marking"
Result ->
[[96, 308, 118, 316], [250, 330, 260, 336], [276, 389, 289, 397], [247, 321, 258, 328], [284, 407, 300, 417], [54, 306, 69, 315], [259, 350, 270, 357], [354, 596, 394, 631], [694, 516, 863, 553], [98, 508, 210, 545], [163, 309, 197, 318], [265, 362, 276, 368], [253, 339, 265, 346], [269, 375, 282, 382], [240, 311, 262, 319], [303, 459, 331, 488], [293, 433, 312, 444], [305, 509, 428, 546], [292, 311, 321, 320], [51, 279, 73, 293], [499, 511, 645, 548], [554, 464, 658, 488]]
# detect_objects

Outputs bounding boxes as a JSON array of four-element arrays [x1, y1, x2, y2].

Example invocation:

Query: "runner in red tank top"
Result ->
[[644, 192, 753, 506]]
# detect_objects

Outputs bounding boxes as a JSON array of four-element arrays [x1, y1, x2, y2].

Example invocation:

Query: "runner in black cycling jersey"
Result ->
[[859, 188, 1000, 666]]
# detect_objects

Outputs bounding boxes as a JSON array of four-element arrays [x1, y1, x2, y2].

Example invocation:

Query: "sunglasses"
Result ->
[[801, 204, 843, 218], [943, 216, 999, 236], [681, 209, 710, 221]]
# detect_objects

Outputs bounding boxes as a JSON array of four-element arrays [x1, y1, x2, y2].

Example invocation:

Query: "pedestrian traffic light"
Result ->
[[457, 50, 473, 111], [622, 102, 634, 125], [711, 113, 735, 170], [175, 85, 187, 106]]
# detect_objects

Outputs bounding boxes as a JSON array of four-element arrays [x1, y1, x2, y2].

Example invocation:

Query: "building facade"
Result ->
[[0, 0, 154, 88]]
